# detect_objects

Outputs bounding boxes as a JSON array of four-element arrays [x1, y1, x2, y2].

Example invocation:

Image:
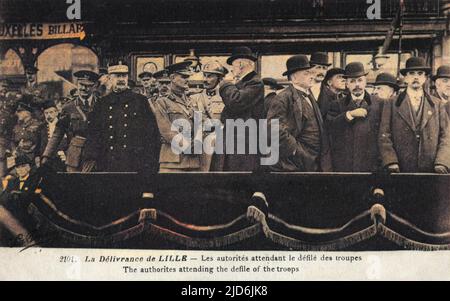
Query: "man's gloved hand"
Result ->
[[434, 165, 448, 174], [387, 163, 400, 173], [349, 108, 368, 118]]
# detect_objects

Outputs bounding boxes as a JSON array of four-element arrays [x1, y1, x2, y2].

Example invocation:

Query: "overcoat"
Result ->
[[266, 84, 332, 172], [214, 71, 265, 171], [83, 89, 161, 173], [326, 92, 382, 172], [379, 91, 450, 172]]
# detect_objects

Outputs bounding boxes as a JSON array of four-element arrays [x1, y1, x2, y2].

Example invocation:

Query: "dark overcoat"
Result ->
[[83, 89, 161, 173], [214, 71, 265, 171], [266, 84, 332, 172], [379, 91, 450, 172], [326, 92, 382, 172]]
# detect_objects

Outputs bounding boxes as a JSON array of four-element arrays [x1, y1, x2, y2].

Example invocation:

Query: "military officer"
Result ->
[[310, 52, 332, 101], [0, 80, 18, 177], [153, 61, 203, 173], [82, 64, 161, 173], [10, 102, 42, 165], [41, 70, 99, 172], [190, 61, 228, 121], [138, 71, 158, 99], [153, 69, 171, 100], [20, 66, 48, 120]]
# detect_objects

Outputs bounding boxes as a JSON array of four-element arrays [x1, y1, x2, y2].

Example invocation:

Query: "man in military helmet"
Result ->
[[82, 64, 161, 173], [41, 70, 99, 172], [191, 61, 228, 121]]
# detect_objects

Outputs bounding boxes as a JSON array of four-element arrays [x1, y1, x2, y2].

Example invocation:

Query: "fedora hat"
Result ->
[[400, 57, 431, 76], [310, 52, 331, 67], [431, 65, 450, 81], [226, 46, 257, 65], [343, 62, 369, 78], [282, 55, 312, 77], [262, 77, 284, 90], [373, 72, 399, 90], [323, 68, 345, 83]]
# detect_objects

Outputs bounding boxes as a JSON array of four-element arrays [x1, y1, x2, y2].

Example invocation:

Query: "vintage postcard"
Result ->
[[0, 0, 449, 282]]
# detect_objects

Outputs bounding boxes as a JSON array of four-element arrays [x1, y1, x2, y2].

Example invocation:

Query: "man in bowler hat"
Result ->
[[266, 54, 331, 172], [431, 65, 450, 117], [317, 67, 346, 118], [326, 62, 383, 172], [213, 46, 265, 171], [371, 72, 400, 101], [379, 57, 450, 173], [310, 52, 332, 101]]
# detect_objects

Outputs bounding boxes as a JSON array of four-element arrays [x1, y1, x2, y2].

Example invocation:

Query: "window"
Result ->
[[135, 56, 165, 79], [0, 49, 24, 75]]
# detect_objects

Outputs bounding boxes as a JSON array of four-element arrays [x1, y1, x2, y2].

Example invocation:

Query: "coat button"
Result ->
[[109, 106, 112, 110], [109, 116, 112, 119], [110, 136, 113, 139], [123, 134, 127, 138], [109, 125, 113, 129], [124, 114, 127, 117], [110, 146, 114, 150], [123, 145, 127, 148], [124, 123, 128, 127], [125, 104, 129, 108]]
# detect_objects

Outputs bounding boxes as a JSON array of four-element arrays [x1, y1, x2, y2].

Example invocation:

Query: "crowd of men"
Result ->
[[0, 47, 450, 181]]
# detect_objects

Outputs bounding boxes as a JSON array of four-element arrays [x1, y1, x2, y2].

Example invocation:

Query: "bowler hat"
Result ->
[[202, 61, 229, 76], [400, 57, 431, 76], [310, 52, 331, 67], [13, 154, 32, 168], [323, 68, 345, 84], [166, 61, 192, 77], [138, 71, 153, 79], [373, 72, 399, 90], [74, 70, 99, 85], [282, 55, 312, 77], [431, 65, 450, 81], [41, 99, 57, 111], [16, 102, 33, 113], [226, 47, 258, 65], [343, 62, 368, 78], [262, 77, 284, 90]]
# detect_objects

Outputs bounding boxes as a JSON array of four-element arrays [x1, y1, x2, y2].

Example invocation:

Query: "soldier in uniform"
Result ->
[[152, 69, 171, 100], [10, 102, 42, 165], [41, 70, 99, 172], [191, 61, 228, 121], [153, 61, 203, 173], [310, 52, 332, 101], [82, 64, 160, 173], [138, 71, 158, 99], [20, 66, 48, 120], [0, 79, 18, 177]]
